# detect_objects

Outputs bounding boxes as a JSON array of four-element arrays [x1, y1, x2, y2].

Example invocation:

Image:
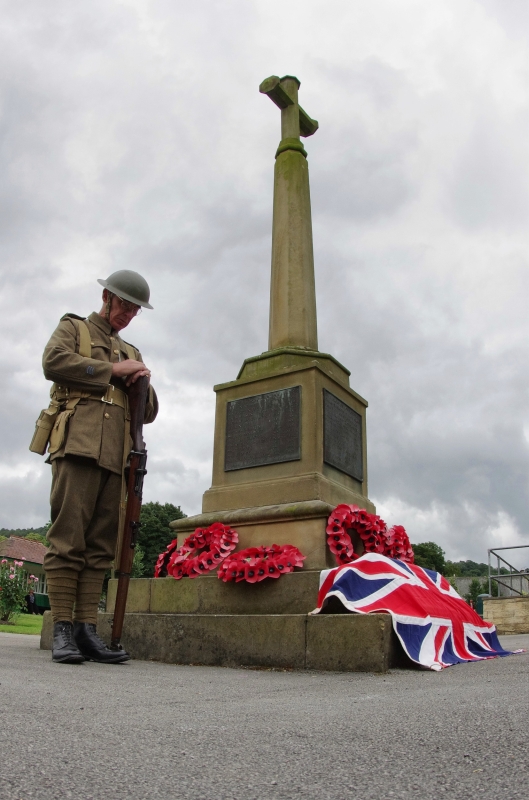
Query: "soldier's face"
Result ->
[[108, 294, 139, 331]]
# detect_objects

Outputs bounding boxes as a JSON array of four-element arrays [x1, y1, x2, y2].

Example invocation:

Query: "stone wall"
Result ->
[[450, 575, 529, 599], [482, 596, 529, 634], [450, 577, 478, 597]]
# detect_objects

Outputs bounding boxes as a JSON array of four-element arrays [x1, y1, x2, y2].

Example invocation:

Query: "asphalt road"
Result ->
[[1, 631, 527, 800]]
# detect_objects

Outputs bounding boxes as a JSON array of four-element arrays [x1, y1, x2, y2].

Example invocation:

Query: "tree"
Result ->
[[25, 533, 50, 547], [137, 502, 186, 576], [131, 545, 145, 578], [455, 560, 489, 577], [0, 525, 49, 538], [465, 578, 483, 606], [412, 542, 446, 574]]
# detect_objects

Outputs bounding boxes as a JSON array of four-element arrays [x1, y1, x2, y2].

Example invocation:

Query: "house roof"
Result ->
[[0, 536, 47, 565]]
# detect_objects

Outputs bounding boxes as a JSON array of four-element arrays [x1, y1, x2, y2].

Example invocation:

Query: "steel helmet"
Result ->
[[97, 270, 153, 309]]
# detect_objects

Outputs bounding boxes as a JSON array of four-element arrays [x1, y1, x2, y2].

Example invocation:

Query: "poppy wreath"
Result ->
[[326, 504, 414, 566], [384, 524, 415, 562], [217, 544, 306, 584], [154, 522, 239, 579]]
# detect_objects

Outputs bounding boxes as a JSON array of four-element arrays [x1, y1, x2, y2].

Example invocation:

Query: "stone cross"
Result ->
[[259, 75, 319, 141], [259, 76, 319, 352]]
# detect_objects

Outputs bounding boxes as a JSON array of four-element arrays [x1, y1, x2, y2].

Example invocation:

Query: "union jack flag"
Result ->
[[312, 553, 513, 670]]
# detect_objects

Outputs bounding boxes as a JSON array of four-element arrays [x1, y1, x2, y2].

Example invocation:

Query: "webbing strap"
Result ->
[[124, 342, 135, 360], [76, 319, 92, 358], [64, 396, 82, 412], [53, 385, 128, 412]]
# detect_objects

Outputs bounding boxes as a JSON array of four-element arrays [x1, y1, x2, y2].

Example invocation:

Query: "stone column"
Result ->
[[182, 74, 375, 568], [267, 77, 318, 352]]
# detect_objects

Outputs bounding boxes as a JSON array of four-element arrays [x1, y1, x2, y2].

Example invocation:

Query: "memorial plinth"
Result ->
[[171, 75, 375, 569]]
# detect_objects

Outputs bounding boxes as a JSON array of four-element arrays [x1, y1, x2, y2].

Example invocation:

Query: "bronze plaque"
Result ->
[[225, 386, 301, 471], [323, 389, 363, 481]]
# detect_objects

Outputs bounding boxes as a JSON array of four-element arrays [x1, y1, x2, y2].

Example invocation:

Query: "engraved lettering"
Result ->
[[225, 386, 301, 471], [323, 389, 363, 481]]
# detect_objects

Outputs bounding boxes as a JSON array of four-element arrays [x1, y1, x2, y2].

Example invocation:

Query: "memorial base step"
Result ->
[[40, 610, 409, 673]]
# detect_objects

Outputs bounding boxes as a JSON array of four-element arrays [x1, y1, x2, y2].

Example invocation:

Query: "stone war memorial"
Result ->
[[101, 75, 402, 671]]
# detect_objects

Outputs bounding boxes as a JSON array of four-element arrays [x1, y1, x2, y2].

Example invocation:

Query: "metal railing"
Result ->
[[488, 545, 529, 597]]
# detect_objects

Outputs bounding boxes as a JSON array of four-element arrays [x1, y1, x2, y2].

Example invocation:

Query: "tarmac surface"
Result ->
[[0, 631, 527, 800]]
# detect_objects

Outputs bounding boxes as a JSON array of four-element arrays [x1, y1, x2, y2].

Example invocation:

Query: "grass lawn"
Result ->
[[0, 614, 44, 635]]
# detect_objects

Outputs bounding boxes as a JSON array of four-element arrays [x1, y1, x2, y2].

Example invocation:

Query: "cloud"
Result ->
[[0, 0, 527, 563], [476, 0, 529, 42], [447, 108, 529, 230]]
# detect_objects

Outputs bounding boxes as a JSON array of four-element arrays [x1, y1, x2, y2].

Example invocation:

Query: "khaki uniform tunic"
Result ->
[[43, 311, 158, 574], [43, 311, 158, 472]]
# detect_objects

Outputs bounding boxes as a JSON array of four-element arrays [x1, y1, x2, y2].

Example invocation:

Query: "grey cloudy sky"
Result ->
[[1, 0, 527, 564]]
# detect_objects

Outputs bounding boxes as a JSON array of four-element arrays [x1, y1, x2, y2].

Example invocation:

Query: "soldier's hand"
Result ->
[[126, 368, 151, 386], [112, 360, 151, 385]]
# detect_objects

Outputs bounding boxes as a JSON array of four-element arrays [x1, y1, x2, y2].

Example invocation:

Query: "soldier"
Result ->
[[36, 270, 158, 664]]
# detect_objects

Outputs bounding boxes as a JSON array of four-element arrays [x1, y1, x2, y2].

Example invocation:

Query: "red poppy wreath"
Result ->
[[326, 504, 414, 567], [217, 544, 306, 584], [154, 522, 239, 579]]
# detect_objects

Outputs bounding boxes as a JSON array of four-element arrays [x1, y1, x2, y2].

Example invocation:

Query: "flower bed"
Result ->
[[0, 559, 38, 623]]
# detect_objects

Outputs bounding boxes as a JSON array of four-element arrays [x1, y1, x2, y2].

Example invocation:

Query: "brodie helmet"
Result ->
[[97, 270, 153, 309]]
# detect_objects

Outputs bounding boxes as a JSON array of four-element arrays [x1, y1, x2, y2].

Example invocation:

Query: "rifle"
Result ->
[[110, 375, 149, 651]]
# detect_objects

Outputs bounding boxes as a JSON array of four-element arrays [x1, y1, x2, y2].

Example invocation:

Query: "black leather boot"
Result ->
[[73, 622, 130, 663], [52, 621, 85, 664]]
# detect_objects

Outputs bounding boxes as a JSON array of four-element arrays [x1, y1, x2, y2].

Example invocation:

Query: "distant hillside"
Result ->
[[0, 526, 48, 538], [447, 559, 490, 577]]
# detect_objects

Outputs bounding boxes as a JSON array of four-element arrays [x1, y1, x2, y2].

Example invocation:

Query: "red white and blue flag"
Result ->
[[311, 553, 513, 671]]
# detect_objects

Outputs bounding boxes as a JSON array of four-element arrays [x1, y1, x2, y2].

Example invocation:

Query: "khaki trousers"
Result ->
[[44, 455, 122, 574]]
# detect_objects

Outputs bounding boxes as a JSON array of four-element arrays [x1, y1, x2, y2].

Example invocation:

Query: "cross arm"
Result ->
[[299, 107, 318, 137], [259, 76, 294, 109], [259, 75, 319, 138]]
